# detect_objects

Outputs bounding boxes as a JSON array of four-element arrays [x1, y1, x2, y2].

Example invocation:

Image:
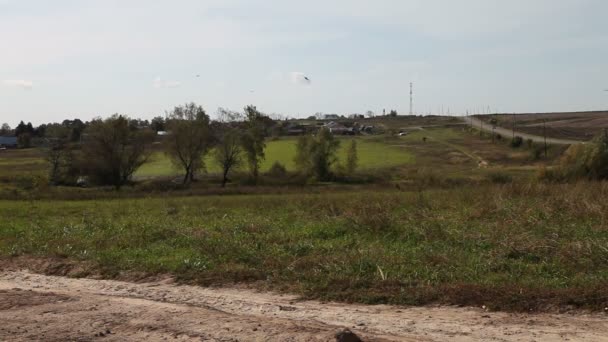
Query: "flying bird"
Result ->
[[304, 76, 310, 82]]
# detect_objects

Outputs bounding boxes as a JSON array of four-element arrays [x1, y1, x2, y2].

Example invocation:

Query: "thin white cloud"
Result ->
[[290, 72, 310, 85], [164, 81, 181, 88], [153, 77, 163, 89], [153, 77, 181, 89], [3, 79, 33, 89]]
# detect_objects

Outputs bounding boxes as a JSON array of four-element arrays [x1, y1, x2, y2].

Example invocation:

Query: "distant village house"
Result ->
[[323, 122, 355, 135], [323, 114, 340, 120], [0, 136, 18, 149]]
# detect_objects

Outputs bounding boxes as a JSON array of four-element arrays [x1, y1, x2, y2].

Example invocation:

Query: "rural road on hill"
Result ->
[[2, 270, 608, 341], [464, 116, 583, 145]]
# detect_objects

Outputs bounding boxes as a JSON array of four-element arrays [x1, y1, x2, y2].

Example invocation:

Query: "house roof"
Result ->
[[0, 136, 17, 146], [323, 114, 340, 119], [324, 121, 342, 127]]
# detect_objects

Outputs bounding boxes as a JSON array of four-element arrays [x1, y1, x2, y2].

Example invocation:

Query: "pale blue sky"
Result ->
[[1, 0, 607, 126]]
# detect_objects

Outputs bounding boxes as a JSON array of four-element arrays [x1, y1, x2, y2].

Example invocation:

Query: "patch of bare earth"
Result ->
[[1, 267, 608, 342]]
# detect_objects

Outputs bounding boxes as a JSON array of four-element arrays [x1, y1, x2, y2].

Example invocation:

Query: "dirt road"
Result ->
[[464, 116, 583, 145], [2, 270, 608, 341]]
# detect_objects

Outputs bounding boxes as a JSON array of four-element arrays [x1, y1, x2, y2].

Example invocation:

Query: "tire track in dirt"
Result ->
[[1, 270, 608, 341]]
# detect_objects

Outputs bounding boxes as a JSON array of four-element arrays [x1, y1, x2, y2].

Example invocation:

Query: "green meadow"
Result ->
[[137, 137, 414, 177]]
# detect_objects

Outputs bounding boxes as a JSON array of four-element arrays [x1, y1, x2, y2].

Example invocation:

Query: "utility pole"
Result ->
[[543, 119, 547, 158], [409, 82, 413, 116], [512, 113, 516, 140]]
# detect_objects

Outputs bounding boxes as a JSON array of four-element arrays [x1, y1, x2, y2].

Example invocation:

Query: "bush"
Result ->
[[14, 174, 48, 191], [530, 145, 544, 161], [536, 165, 559, 182], [510, 136, 524, 148], [543, 132, 608, 182], [526, 139, 534, 149], [415, 168, 446, 187], [266, 161, 288, 178], [487, 172, 513, 184], [558, 133, 608, 180]]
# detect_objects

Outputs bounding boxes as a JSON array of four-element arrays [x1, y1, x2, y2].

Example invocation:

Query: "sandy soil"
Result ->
[[2, 271, 608, 341]]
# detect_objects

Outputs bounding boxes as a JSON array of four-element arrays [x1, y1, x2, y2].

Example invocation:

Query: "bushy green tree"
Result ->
[[214, 128, 242, 187], [150, 116, 165, 132], [45, 125, 74, 185], [0, 123, 11, 135], [165, 103, 212, 184], [241, 105, 267, 183], [17, 133, 31, 148], [294, 128, 340, 181], [346, 140, 358, 174], [294, 135, 313, 173], [82, 115, 154, 189]]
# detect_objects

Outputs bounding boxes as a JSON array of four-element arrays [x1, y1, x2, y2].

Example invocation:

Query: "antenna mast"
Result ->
[[409, 82, 413, 115]]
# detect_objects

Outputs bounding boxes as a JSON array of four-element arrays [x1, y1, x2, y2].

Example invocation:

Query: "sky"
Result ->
[[1, 0, 608, 126]]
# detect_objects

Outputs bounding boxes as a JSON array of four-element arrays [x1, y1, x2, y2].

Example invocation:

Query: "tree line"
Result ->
[[39, 103, 357, 189]]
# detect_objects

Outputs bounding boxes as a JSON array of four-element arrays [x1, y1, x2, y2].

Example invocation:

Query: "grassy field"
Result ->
[[2, 183, 608, 311], [2, 124, 606, 312], [137, 137, 414, 177], [0, 149, 45, 176], [0, 127, 564, 196]]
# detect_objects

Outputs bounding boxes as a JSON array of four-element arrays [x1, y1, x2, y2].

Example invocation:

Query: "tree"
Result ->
[[311, 128, 340, 180], [0, 123, 11, 136], [294, 128, 340, 181], [389, 110, 398, 117], [216, 107, 243, 123], [214, 128, 242, 187], [82, 115, 154, 189], [17, 133, 31, 148], [346, 140, 358, 174], [294, 135, 313, 173], [61, 119, 86, 142], [241, 105, 267, 183], [45, 125, 74, 185], [150, 116, 166, 132], [15, 121, 27, 137], [35, 124, 47, 138], [165, 103, 212, 184]]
